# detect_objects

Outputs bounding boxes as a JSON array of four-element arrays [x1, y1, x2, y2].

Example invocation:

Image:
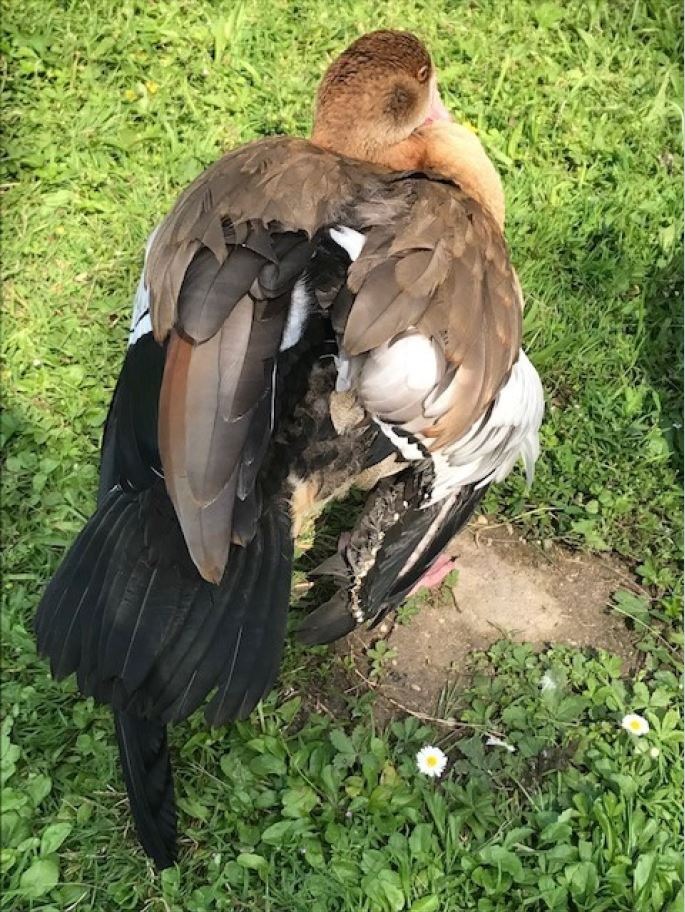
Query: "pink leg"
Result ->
[[408, 553, 457, 596]]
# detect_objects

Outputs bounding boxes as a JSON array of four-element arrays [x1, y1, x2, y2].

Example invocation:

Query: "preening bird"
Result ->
[[35, 30, 544, 867]]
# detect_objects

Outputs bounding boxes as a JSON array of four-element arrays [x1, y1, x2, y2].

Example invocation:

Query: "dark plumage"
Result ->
[[34, 29, 543, 868], [298, 470, 487, 645], [114, 713, 175, 869]]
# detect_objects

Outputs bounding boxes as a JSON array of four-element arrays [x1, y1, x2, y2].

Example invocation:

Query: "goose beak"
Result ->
[[422, 85, 452, 126]]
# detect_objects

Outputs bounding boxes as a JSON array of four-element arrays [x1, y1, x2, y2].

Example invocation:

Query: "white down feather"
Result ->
[[328, 226, 544, 502]]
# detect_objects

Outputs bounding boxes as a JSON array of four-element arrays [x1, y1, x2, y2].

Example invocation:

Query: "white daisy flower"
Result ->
[[485, 735, 516, 753], [621, 713, 650, 736], [416, 745, 448, 778], [649, 746, 660, 759]]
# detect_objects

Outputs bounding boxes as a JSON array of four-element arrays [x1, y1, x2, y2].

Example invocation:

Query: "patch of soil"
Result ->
[[336, 519, 640, 720]]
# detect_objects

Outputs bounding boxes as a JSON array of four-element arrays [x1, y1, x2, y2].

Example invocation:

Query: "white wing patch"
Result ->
[[329, 226, 365, 261], [427, 350, 544, 501], [280, 277, 311, 351], [128, 273, 152, 346], [359, 334, 445, 432], [334, 353, 363, 392], [128, 228, 158, 347], [369, 349, 543, 503], [329, 226, 368, 391]]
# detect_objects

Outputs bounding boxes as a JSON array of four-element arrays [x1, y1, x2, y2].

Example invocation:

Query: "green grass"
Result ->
[[2, 0, 683, 909]]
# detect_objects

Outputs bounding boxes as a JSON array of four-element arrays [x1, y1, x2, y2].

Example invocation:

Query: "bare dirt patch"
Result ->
[[336, 519, 640, 720]]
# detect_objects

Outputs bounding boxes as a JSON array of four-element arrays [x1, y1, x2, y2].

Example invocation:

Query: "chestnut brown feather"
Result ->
[[149, 136, 519, 582], [344, 179, 520, 445], [35, 31, 531, 874], [313, 31, 433, 161], [158, 292, 291, 584]]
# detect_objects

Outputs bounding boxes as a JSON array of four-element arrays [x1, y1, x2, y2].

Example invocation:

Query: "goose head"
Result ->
[[311, 30, 505, 228], [312, 30, 448, 159]]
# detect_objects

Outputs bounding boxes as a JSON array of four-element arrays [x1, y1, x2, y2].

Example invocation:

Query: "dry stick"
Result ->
[[313, 697, 338, 720], [470, 515, 557, 559], [610, 604, 679, 655], [592, 555, 654, 598], [350, 663, 507, 739]]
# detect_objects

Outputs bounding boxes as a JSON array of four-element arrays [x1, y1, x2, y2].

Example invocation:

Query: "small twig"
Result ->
[[506, 772, 542, 813], [313, 697, 337, 720], [592, 556, 654, 597], [351, 664, 506, 738], [471, 508, 559, 549], [292, 580, 314, 592], [65, 888, 90, 912], [188, 760, 227, 788], [610, 605, 679, 655], [475, 507, 560, 531]]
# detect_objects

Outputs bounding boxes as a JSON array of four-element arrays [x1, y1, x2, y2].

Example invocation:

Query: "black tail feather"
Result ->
[[35, 481, 293, 866], [205, 508, 293, 725], [383, 484, 487, 603], [297, 590, 357, 646], [34, 483, 293, 723], [113, 711, 176, 869]]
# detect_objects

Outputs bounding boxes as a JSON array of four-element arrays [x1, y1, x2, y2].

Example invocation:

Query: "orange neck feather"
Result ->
[[314, 121, 506, 230], [376, 123, 505, 229]]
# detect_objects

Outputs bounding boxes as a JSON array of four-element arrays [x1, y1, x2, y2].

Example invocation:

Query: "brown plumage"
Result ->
[[312, 30, 433, 160], [145, 30, 520, 584], [35, 29, 540, 869], [342, 180, 519, 446]]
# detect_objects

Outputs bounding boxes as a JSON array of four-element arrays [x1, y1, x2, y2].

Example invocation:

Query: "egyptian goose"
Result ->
[[35, 30, 543, 867]]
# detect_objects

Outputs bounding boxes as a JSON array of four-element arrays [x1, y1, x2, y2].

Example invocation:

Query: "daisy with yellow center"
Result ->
[[416, 745, 448, 778], [621, 713, 650, 736]]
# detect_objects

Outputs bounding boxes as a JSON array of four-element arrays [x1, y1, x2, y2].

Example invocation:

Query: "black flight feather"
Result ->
[[113, 711, 176, 870]]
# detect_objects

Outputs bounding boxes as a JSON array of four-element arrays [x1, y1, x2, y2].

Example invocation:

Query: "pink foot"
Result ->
[[408, 553, 457, 596]]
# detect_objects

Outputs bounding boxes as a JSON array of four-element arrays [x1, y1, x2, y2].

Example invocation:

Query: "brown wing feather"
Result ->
[[145, 137, 415, 583], [344, 180, 520, 448], [157, 330, 191, 514], [158, 330, 232, 584], [146, 137, 378, 342], [158, 286, 294, 584]]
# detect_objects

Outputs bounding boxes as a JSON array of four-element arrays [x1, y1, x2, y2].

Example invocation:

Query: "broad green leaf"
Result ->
[[27, 775, 52, 808], [40, 822, 73, 855], [282, 786, 319, 818], [236, 853, 268, 871], [633, 852, 658, 898], [362, 868, 405, 912], [260, 820, 292, 846], [554, 696, 588, 723], [19, 858, 59, 899], [568, 861, 599, 903], [409, 898, 440, 912], [534, 2, 564, 27], [612, 590, 651, 624], [249, 754, 286, 777], [330, 729, 356, 756], [277, 697, 302, 723], [480, 845, 524, 881]]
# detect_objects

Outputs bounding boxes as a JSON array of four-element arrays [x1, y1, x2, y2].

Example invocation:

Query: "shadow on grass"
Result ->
[[639, 252, 684, 477]]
